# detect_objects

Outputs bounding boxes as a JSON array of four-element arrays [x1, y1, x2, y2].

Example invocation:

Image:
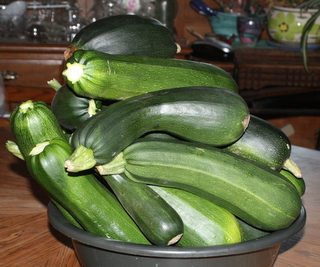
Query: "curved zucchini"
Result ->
[[65, 87, 249, 172], [102, 174, 184, 245], [9, 100, 67, 159], [62, 50, 239, 100], [223, 115, 291, 171], [65, 14, 178, 60], [150, 186, 242, 246], [106, 139, 302, 231], [26, 138, 150, 244]]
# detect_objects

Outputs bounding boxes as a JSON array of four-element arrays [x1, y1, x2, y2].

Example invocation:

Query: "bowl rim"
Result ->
[[48, 202, 306, 259]]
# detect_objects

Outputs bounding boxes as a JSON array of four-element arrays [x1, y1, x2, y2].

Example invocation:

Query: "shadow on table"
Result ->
[[278, 227, 305, 254]]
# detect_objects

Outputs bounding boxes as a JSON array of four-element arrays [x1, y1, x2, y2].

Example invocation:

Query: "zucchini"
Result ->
[[223, 115, 291, 171], [9, 100, 67, 159], [280, 169, 306, 197], [150, 185, 242, 246], [62, 50, 239, 100], [51, 200, 84, 229], [101, 139, 302, 231], [237, 219, 269, 241], [101, 174, 184, 245], [50, 81, 105, 132], [5, 139, 84, 230], [65, 87, 250, 172], [26, 138, 150, 244], [64, 14, 178, 60]]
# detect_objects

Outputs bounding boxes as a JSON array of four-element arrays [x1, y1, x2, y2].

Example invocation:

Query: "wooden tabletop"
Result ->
[[0, 123, 319, 267]]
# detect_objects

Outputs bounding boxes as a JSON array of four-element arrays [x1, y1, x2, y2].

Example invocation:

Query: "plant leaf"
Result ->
[[300, 10, 320, 72]]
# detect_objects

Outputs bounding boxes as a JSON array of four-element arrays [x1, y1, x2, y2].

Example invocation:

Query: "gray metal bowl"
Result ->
[[48, 202, 306, 267]]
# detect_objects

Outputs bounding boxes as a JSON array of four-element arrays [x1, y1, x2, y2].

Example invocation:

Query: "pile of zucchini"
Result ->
[[7, 15, 304, 247]]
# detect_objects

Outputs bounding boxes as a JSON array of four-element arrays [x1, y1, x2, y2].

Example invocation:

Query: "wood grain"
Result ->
[[0, 123, 319, 267]]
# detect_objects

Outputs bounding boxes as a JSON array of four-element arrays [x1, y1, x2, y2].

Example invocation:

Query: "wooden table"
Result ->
[[0, 124, 319, 267]]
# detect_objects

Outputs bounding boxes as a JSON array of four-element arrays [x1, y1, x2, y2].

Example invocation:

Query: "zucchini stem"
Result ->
[[19, 100, 34, 114], [87, 99, 101, 117], [47, 78, 62, 91], [64, 145, 96, 172], [96, 152, 126, 175], [62, 62, 84, 84], [6, 140, 25, 160], [29, 141, 50, 156], [283, 158, 302, 178]]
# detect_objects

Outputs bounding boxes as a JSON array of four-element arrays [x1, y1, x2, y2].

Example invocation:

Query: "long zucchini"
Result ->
[[64, 14, 178, 60], [223, 115, 291, 171], [26, 138, 150, 244], [101, 174, 184, 245], [9, 100, 67, 159], [62, 50, 239, 100], [150, 186, 242, 246], [65, 87, 249, 172], [99, 139, 302, 231]]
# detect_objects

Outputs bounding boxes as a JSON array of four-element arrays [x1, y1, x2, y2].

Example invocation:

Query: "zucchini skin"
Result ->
[[26, 138, 150, 244], [223, 115, 291, 171], [102, 174, 184, 245], [63, 50, 238, 100], [10, 100, 67, 159], [237, 219, 269, 241], [150, 186, 242, 246], [51, 84, 110, 132], [280, 169, 306, 197], [65, 15, 177, 60], [120, 140, 302, 231], [67, 87, 249, 171]]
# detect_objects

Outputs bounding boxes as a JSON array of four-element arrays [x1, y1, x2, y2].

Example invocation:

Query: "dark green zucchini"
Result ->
[[223, 115, 291, 171], [237, 219, 269, 241], [64, 14, 178, 60], [26, 138, 150, 244], [150, 186, 242, 246], [62, 50, 239, 100], [50, 81, 104, 131], [65, 87, 249, 172], [9, 100, 67, 159], [102, 174, 184, 245], [101, 139, 302, 231]]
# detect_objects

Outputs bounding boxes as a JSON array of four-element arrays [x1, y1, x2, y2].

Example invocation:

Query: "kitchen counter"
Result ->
[[0, 121, 319, 267]]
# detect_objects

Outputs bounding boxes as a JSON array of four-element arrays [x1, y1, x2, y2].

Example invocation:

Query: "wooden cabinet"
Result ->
[[234, 47, 320, 100], [0, 43, 66, 111]]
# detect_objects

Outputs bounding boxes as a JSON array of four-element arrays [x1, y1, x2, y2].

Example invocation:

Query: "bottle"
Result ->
[[153, 0, 178, 33]]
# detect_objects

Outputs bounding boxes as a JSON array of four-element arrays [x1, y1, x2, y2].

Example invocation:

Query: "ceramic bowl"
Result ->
[[267, 6, 320, 45], [48, 202, 306, 267]]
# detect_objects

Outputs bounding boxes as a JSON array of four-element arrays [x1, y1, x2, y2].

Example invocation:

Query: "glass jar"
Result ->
[[153, 0, 178, 33]]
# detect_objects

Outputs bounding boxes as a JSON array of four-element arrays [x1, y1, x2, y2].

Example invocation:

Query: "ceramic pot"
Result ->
[[267, 6, 320, 45], [48, 202, 306, 267]]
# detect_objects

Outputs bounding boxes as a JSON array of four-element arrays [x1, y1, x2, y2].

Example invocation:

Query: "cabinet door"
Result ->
[[0, 44, 66, 110]]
